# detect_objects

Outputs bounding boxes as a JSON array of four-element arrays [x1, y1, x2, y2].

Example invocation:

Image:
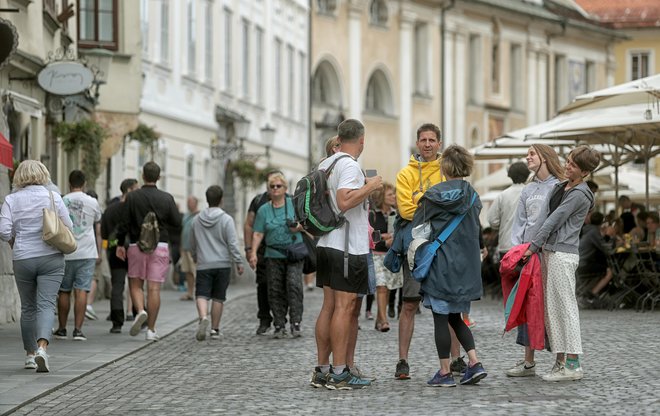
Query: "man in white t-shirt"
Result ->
[[310, 119, 383, 390], [53, 170, 102, 342]]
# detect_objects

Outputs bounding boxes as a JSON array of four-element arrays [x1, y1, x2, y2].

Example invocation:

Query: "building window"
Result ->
[[630, 51, 650, 80], [187, 0, 196, 75], [510, 44, 522, 111], [299, 52, 306, 121], [185, 156, 194, 199], [554, 54, 568, 112], [140, 0, 149, 56], [288, 45, 295, 118], [365, 70, 393, 115], [414, 23, 429, 95], [468, 34, 482, 104], [491, 41, 500, 94], [242, 20, 250, 98], [160, 0, 170, 64], [369, 0, 388, 25], [224, 9, 233, 90], [586, 60, 596, 93], [255, 27, 263, 104], [204, 1, 213, 82], [78, 0, 118, 50], [317, 0, 336, 14], [312, 60, 341, 108], [275, 38, 282, 113]]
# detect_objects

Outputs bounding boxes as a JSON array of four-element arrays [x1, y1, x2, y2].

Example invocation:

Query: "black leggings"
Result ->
[[432, 312, 475, 359]]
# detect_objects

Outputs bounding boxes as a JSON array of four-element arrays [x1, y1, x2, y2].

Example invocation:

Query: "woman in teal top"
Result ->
[[249, 172, 305, 338]]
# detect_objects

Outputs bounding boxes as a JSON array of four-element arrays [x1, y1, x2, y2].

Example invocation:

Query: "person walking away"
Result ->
[[523, 145, 601, 381], [414, 145, 488, 387], [180, 196, 199, 300], [249, 173, 305, 338], [0, 160, 72, 371], [116, 161, 181, 341], [191, 186, 244, 340], [101, 178, 138, 333], [54, 170, 102, 341]]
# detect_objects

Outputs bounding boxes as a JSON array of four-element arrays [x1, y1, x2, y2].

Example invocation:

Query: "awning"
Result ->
[[0, 132, 13, 169], [4, 91, 43, 118]]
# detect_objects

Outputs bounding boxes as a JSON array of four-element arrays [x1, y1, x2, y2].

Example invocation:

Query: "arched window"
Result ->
[[312, 60, 342, 109], [365, 69, 393, 115], [369, 0, 388, 25], [317, 0, 337, 14]]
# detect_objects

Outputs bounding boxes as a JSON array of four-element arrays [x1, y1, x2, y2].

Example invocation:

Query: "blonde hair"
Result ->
[[370, 182, 395, 210], [325, 135, 340, 157], [441, 145, 474, 178], [12, 160, 51, 189], [267, 172, 287, 189], [530, 144, 565, 181]]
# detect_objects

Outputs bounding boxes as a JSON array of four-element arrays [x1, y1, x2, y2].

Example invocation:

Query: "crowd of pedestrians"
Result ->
[[1, 118, 619, 391]]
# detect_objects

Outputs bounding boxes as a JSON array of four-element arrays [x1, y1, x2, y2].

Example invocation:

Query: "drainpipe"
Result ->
[[440, 0, 455, 141], [307, 0, 313, 172]]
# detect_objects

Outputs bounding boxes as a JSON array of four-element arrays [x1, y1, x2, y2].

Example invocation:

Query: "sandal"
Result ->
[[375, 321, 390, 332]]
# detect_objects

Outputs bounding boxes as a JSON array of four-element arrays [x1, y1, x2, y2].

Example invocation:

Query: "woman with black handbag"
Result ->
[[0, 160, 73, 373], [248, 172, 306, 339]]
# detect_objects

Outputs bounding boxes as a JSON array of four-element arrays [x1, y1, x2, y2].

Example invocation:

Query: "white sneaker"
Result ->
[[210, 329, 222, 340], [505, 360, 536, 377], [130, 310, 148, 336], [35, 347, 49, 373], [146, 329, 160, 341], [24, 354, 37, 370], [542, 361, 583, 382], [85, 305, 98, 320], [196, 317, 209, 341]]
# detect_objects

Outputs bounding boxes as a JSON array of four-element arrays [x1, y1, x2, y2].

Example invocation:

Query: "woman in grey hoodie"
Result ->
[[524, 145, 601, 382], [506, 144, 564, 378]]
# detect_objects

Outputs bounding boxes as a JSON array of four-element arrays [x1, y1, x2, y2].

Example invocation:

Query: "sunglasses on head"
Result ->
[[269, 184, 284, 189]]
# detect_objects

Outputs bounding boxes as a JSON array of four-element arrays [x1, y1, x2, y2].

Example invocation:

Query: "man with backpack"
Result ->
[[309, 119, 383, 390], [116, 161, 181, 341]]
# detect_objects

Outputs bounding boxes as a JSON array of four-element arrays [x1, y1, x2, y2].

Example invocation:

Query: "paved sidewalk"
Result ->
[[0, 278, 255, 415]]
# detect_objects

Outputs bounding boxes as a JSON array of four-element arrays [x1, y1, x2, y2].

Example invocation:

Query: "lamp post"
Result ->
[[80, 48, 113, 105], [260, 124, 276, 162]]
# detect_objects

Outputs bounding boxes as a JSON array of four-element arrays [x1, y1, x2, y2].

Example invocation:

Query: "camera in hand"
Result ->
[[372, 229, 382, 243], [287, 219, 299, 228]]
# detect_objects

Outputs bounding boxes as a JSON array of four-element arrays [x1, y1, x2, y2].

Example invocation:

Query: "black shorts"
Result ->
[[316, 247, 369, 294], [195, 268, 231, 302]]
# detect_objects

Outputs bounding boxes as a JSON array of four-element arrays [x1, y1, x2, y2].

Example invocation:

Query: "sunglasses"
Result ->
[[269, 184, 284, 189]]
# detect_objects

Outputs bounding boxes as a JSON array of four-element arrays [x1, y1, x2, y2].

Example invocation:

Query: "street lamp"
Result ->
[[80, 48, 113, 104], [210, 117, 251, 159], [260, 124, 276, 161]]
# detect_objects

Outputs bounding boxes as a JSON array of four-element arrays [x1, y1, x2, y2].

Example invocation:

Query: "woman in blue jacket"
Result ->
[[412, 145, 487, 387]]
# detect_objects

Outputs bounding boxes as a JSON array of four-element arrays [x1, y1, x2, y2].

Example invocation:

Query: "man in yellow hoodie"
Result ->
[[394, 123, 444, 380]]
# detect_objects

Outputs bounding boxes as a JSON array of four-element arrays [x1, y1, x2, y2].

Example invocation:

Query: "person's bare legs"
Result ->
[[398, 300, 418, 360], [376, 286, 389, 325], [525, 346, 535, 363], [330, 290, 358, 369], [145, 281, 161, 331], [185, 271, 195, 298], [315, 286, 335, 366], [591, 268, 613, 295], [346, 296, 362, 367], [57, 291, 70, 330], [210, 301, 224, 329], [129, 277, 145, 313], [87, 279, 97, 307], [73, 288, 87, 330], [196, 297, 208, 319]]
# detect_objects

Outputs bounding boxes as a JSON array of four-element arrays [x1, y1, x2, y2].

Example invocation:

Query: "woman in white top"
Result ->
[[0, 160, 72, 372]]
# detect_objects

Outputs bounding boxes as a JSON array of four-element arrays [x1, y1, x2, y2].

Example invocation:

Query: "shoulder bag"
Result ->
[[43, 191, 77, 254]]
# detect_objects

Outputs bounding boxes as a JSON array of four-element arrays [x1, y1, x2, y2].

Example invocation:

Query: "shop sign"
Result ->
[[37, 61, 94, 95]]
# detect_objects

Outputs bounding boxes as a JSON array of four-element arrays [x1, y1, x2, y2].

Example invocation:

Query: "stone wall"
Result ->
[[0, 165, 20, 323]]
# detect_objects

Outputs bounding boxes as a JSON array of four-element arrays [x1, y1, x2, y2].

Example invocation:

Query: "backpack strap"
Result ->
[[324, 154, 352, 178], [433, 192, 477, 246]]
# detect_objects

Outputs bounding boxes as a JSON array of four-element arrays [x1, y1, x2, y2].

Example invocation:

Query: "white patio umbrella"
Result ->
[[560, 74, 660, 113]]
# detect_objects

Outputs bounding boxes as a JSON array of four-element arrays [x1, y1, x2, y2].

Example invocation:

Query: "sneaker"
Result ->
[[306, 282, 315, 292], [460, 362, 487, 385], [146, 329, 160, 341], [256, 321, 271, 336], [387, 305, 395, 319], [325, 368, 371, 390], [365, 311, 374, 320], [24, 355, 37, 370], [506, 360, 536, 377], [196, 316, 210, 341], [542, 361, 583, 381], [463, 317, 476, 328], [130, 310, 148, 336], [109, 325, 122, 334], [427, 370, 456, 387], [350, 366, 376, 382], [291, 323, 302, 338], [35, 347, 49, 373], [310, 367, 329, 388], [52, 328, 67, 340], [85, 305, 98, 320], [125, 314, 135, 322], [72, 329, 87, 341], [210, 329, 222, 340], [273, 327, 288, 339], [450, 356, 467, 376], [395, 359, 411, 380]]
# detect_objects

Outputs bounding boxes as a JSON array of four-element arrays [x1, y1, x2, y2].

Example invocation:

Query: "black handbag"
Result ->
[[285, 242, 309, 263]]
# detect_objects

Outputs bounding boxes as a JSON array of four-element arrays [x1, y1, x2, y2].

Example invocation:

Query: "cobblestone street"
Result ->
[[8, 288, 660, 415]]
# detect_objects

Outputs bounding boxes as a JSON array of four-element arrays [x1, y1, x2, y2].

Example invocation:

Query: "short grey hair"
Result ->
[[337, 119, 364, 142], [12, 160, 51, 189]]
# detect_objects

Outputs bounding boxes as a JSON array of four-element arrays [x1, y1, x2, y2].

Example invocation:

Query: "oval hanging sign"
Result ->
[[37, 61, 94, 95]]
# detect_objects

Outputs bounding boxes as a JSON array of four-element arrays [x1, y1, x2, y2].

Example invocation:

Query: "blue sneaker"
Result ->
[[325, 368, 371, 390], [427, 370, 456, 387], [460, 362, 487, 385]]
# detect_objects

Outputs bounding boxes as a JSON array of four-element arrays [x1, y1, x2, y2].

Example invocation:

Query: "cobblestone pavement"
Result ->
[[8, 289, 660, 416]]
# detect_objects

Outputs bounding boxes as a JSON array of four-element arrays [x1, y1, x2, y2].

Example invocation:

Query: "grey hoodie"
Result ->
[[529, 181, 594, 255], [190, 207, 243, 270], [511, 175, 559, 246]]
